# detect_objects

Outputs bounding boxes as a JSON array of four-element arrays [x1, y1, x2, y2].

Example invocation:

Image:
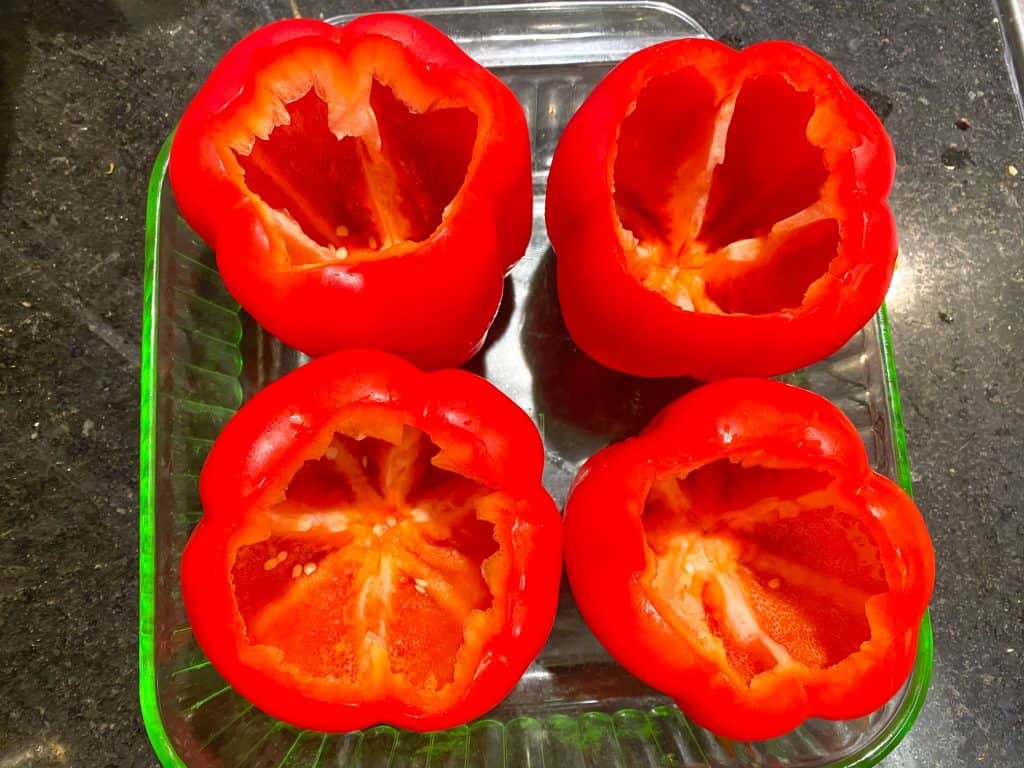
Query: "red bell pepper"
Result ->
[[546, 39, 897, 379], [170, 15, 531, 368], [563, 379, 934, 741], [181, 350, 561, 732]]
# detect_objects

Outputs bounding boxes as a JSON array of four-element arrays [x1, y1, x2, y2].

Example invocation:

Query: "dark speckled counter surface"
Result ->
[[0, 1, 1021, 766]]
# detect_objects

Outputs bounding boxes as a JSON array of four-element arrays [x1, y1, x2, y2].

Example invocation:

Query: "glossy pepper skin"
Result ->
[[563, 379, 934, 741], [181, 350, 561, 732], [170, 15, 531, 368], [546, 39, 897, 379]]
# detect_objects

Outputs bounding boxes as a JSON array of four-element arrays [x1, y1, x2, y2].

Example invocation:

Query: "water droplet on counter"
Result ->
[[941, 145, 971, 170], [853, 86, 894, 121]]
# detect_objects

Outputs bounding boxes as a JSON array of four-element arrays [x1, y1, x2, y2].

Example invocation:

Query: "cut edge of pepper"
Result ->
[[612, 67, 848, 318], [637, 455, 907, 693], [212, 36, 486, 270], [223, 416, 512, 710]]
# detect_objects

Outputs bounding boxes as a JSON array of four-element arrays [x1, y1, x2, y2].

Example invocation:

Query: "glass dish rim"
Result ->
[[323, 0, 710, 35], [139, 5, 934, 755]]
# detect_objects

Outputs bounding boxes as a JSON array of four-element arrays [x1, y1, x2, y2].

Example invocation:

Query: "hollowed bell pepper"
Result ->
[[546, 39, 897, 379], [181, 350, 561, 732], [170, 15, 531, 368], [563, 379, 934, 740]]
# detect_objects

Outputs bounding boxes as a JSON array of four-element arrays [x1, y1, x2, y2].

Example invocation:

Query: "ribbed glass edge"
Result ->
[[136, 133, 934, 767], [820, 304, 934, 768], [139, 134, 189, 768], [878, 304, 913, 496]]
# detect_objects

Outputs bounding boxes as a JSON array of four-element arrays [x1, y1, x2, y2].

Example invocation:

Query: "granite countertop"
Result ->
[[0, 0, 1021, 766]]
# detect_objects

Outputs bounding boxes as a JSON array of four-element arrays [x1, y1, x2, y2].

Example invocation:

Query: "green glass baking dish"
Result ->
[[139, 3, 933, 766]]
